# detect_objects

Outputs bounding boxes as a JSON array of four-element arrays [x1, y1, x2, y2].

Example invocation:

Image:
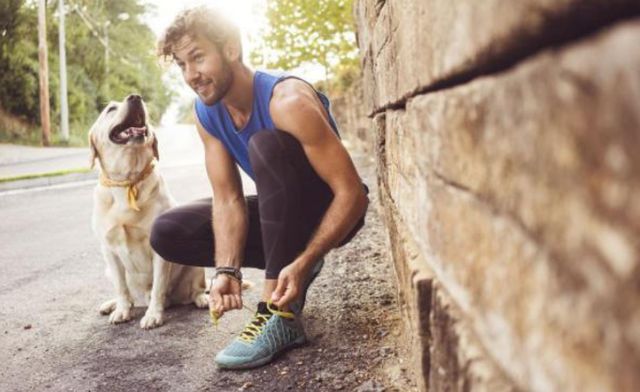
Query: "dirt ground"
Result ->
[[0, 155, 417, 392], [206, 156, 418, 392]]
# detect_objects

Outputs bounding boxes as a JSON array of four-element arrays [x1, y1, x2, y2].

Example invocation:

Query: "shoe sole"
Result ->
[[215, 335, 308, 370]]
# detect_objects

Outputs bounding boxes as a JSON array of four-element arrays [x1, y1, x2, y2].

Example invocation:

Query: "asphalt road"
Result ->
[[0, 132, 415, 391], [0, 125, 281, 392], [0, 163, 271, 391]]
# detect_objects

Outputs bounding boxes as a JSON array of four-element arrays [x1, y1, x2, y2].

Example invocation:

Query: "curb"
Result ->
[[0, 171, 98, 193]]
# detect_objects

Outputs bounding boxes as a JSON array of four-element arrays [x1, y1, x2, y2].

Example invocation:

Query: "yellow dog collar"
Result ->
[[99, 160, 156, 211]]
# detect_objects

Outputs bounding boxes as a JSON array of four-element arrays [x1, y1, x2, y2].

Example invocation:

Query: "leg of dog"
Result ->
[[140, 255, 172, 329], [100, 248, 134, 324], [190, 269, 208, 309]]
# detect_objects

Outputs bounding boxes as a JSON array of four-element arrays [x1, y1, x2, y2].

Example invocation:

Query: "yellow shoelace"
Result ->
[[266, 301, 296, 319], [238, 313, 271, 343], [209, 303, 257, 327], [210, 301, 296, 342]]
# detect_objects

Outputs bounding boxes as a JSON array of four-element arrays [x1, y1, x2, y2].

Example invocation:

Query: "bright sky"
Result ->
[[145, 0, 267, 61]]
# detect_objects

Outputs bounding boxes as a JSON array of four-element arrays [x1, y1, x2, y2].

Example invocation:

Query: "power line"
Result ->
[[67, 2, 134, 67]]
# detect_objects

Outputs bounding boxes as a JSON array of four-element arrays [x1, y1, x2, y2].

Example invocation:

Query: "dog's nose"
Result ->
[[127, 94, 142, 102]]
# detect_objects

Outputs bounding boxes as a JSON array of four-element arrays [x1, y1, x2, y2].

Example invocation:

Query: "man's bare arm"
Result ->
[[195, 116, 247, 269], [270, 80, 369, 292]]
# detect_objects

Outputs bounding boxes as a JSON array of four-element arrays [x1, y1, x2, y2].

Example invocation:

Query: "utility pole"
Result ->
[[38, 0, 51, 146], [58, 0, 69, 142], [104, 21, 110, 98]]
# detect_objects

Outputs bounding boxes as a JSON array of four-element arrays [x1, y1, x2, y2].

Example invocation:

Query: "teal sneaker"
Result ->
[[214, 302, 307, 369]]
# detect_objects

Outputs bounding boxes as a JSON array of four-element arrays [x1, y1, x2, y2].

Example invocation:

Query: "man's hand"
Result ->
[[271, 260, 311, 309], [209, 274, 243, 317]]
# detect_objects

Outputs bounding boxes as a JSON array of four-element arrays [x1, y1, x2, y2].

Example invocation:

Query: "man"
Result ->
[[151, 6, 368, 370]]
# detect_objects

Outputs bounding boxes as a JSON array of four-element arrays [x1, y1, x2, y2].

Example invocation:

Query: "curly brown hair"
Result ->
[[157, 5, 242, 61]]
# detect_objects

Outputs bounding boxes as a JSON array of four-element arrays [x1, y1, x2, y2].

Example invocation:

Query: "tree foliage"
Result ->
[[0, 0, 171, 145], [250, 0, 359, 84]]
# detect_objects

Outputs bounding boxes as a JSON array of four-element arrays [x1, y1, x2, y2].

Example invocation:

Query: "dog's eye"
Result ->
[[106, 105, 117, 114]]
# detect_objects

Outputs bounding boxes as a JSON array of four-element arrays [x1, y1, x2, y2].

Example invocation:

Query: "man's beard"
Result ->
[[200, 59, 233, 106]]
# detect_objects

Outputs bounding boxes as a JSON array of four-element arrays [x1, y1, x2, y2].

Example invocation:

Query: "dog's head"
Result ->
[[89, 94, 159, 170]]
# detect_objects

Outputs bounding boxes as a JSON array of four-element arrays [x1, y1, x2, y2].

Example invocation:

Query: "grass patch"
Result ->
[[0, 129, 89, 147], [0, 109, 89, 147], [0, 167, 93, 183]]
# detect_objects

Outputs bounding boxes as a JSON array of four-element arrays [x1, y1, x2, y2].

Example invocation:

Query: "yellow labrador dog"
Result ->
[[89, 94, 208, 329]]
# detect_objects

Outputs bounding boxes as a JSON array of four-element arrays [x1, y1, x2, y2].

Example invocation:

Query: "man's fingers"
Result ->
[[211, 291, 223, 312], [215, 292, 228, 315], [271, 276, 287, 303], [277, 286, 298, 308], [234, 294, 243, 310], [223, 295, 233, 311], [229, 295, 240, 310], [215, 300, 224, 316]]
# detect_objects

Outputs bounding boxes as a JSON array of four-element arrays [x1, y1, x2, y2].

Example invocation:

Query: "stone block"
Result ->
[[379, 180, 518, 391], [379, 21, 640, 391], [429, 281, 518, 392], [356, 0, 640, 111], [331, 81, 373, 154]]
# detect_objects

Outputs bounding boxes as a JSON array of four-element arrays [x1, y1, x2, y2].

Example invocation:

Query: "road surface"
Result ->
[[0, 125, 415, 391]]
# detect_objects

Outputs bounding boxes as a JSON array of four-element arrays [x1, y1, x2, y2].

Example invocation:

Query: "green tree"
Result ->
[[251, 0, 359, 85], [57, 0, 172, 129], [0, 0, 171, 145], [0, 0, 40, 121]]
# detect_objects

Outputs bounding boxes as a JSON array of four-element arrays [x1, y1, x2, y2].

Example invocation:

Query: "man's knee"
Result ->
[[149, 213, 177, 258]]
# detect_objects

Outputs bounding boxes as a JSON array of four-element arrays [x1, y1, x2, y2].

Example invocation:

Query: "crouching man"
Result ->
[[151, 6, 368, 369]]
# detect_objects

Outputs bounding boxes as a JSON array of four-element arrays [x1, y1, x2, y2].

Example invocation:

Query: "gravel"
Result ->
[[204, 155, 418, 391], [0, 155, 417, 392]]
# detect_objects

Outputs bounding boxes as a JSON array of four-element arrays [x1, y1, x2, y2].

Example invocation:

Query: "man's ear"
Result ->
[[152, 134, 159, 161], [223, 38, 242, 63], [89, 133, 99, 169]]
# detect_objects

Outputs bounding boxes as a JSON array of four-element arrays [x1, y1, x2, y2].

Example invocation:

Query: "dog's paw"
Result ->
[[108, 306, 132, 324], [193, 293, 209, 308], [140, 309, 164, 329], [99, 299, 117, 315]]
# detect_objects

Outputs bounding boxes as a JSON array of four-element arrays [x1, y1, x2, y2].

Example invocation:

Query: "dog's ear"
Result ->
[[89, 133, 99, 169], [152, 134, 159, 161]]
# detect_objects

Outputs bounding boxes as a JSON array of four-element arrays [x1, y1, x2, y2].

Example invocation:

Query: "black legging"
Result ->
[[150, 129, 367, 279]]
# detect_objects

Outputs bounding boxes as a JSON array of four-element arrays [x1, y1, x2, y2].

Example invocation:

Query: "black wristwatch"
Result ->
[[214, 266, 243, 282]]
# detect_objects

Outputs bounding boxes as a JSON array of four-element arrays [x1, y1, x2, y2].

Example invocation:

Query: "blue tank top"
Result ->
[[194, 70, 340, 180]]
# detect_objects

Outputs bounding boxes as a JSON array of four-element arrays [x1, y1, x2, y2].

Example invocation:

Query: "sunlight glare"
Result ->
[[147, 0, 267, 62]]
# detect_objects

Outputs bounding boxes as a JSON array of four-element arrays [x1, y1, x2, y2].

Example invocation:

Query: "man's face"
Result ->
[[173, 35, 233, 106]]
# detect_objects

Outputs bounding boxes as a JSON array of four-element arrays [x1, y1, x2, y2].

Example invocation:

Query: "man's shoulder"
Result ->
[[270, 77, 318, 109], [194, 96, 224, 124], [193, 97, 224, 139]]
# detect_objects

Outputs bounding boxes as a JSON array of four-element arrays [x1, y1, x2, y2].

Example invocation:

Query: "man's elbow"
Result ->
[[334, 182, 369, 217], [351, 185, 369, 218]]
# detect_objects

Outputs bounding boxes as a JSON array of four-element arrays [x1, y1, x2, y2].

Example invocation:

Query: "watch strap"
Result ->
[[214, 266, 243, 282]]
